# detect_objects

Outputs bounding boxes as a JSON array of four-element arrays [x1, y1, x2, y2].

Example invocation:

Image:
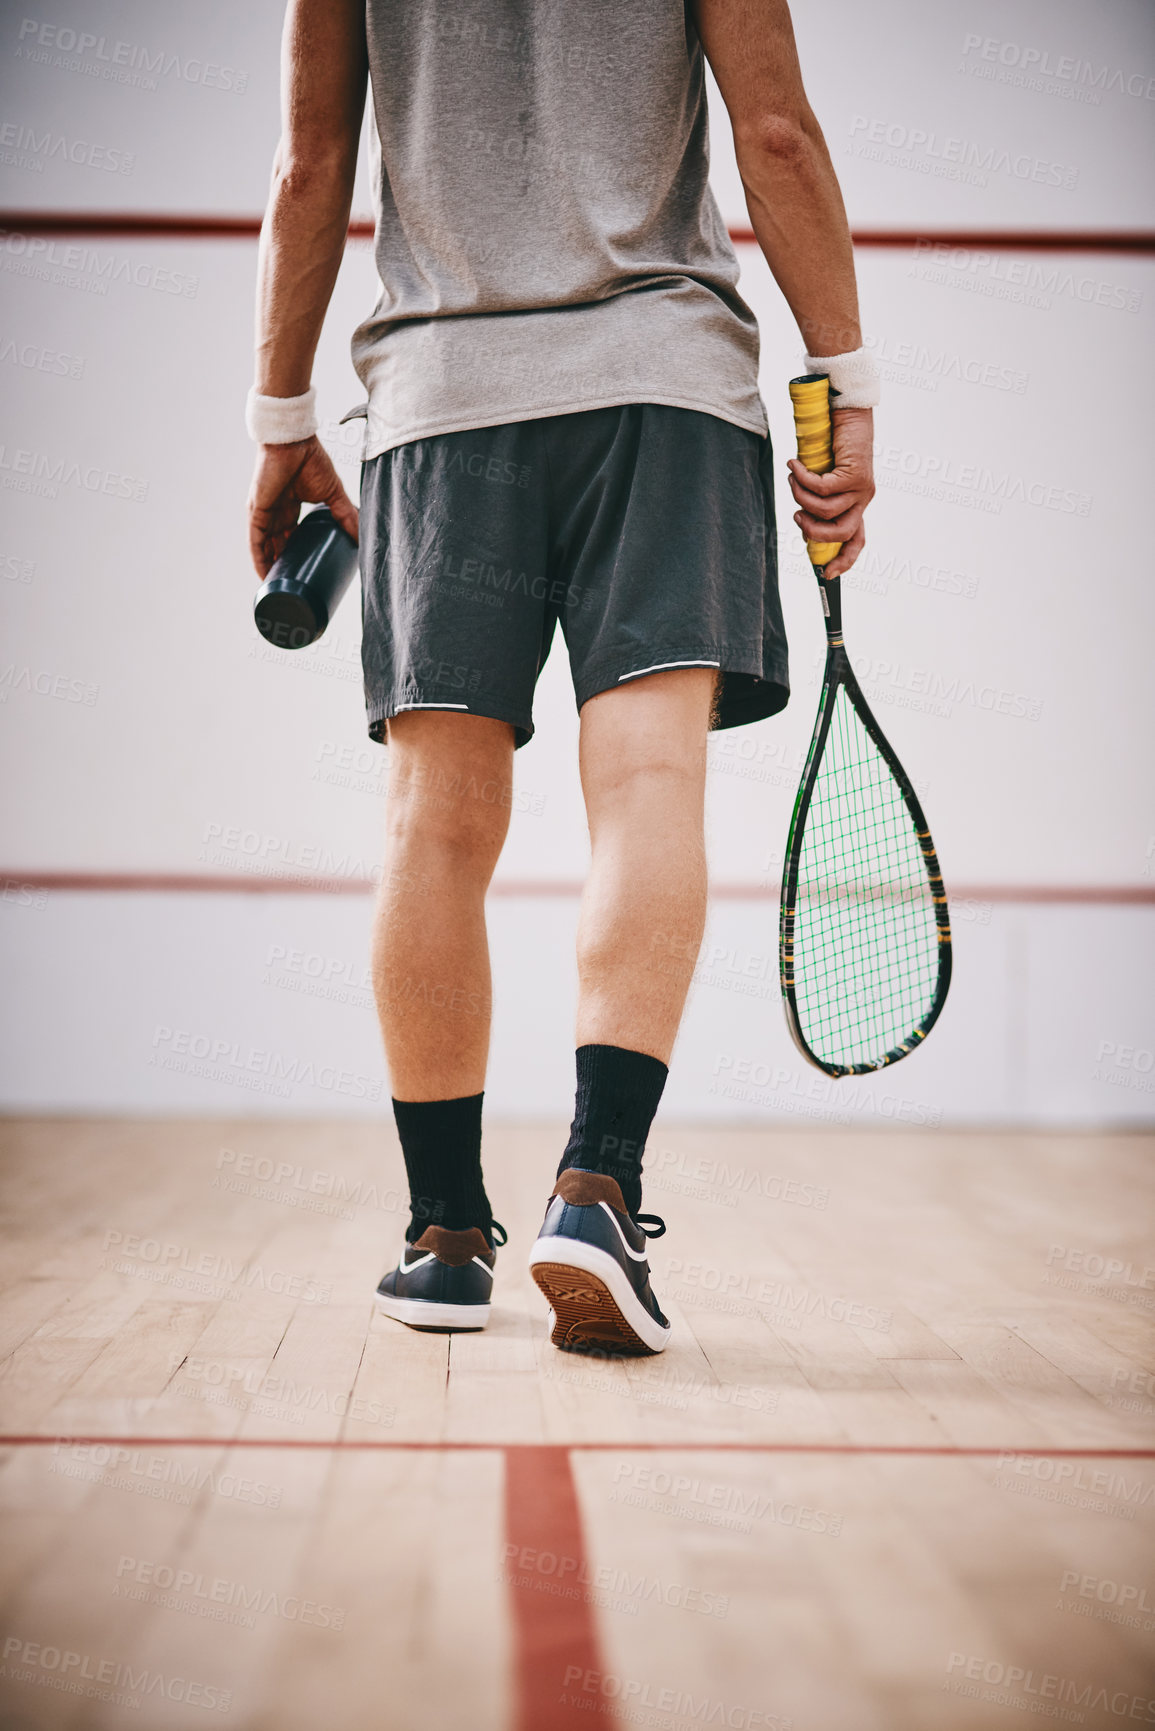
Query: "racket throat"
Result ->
[[812, 565, 844, 646]]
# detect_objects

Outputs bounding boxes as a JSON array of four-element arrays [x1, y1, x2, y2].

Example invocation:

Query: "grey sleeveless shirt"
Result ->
[[351, 1, 767, 458]]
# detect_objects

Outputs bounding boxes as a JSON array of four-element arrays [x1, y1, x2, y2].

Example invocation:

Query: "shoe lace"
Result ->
[[634, 1213, 666, 1239], [489, 1221, 509, 1248]]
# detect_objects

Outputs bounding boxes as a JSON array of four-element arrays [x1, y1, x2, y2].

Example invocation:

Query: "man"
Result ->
[[246, 0, 876, 1355]]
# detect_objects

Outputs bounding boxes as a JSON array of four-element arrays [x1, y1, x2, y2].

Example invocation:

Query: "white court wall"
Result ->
[[1, 0, 1153, 1121]]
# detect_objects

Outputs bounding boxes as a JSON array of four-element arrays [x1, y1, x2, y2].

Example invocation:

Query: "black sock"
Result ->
[[391, 1093, 492, 1243], [556, 1044, 668, 1218]]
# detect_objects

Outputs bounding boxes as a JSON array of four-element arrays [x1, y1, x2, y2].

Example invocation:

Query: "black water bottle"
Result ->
[[253, 505, 359, 650]]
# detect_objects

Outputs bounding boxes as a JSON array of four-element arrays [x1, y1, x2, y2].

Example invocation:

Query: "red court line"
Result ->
[[1, 212, 1153, 252], [4, 872, 1154, 905], [5, 1438, 1153, 1457], [0, 870, 377, 896], [504, 1447, 611, 1731], [744, 227, 1155, 253]]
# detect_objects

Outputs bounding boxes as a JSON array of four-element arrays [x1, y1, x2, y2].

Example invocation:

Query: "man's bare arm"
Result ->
[[247, 0, 368, 577], [693, 0, 873, 576]]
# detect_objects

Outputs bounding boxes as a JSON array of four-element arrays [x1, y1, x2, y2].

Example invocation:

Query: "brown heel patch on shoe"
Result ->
[[531, 1261, 656, 1356], [550, 1169, 630, 1212], [411, 1225, 493, 1266]]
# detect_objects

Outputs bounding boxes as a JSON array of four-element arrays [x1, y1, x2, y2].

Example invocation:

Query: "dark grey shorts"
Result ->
[[359, 403, 789, 748]]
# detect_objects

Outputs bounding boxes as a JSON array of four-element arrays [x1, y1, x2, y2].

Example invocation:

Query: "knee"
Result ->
[[591, 739, 704, 809], [384, 763, 510, 873], [382, 713, 514, 873]]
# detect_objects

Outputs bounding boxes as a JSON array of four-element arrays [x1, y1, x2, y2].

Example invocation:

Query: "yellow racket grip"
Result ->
[[789, 373, 842, 570]]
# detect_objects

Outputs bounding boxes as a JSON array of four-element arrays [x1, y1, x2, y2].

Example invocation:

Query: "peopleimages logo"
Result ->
[[15, 19, 250, 93], [101, 1228, 332, 1303], [1045, 1243, 1155, 1287], [0, 443, 147, 502], [149, 1025, 384, 1102], [992, 1452, 1153, 1521], [847, 114, 1078, 189], [0, 663, 99, 705], [650, 1147, 829, 1210], [907, 239, 1142, 315], [0, 229, 200, 298], [711, 1055, 943, 1127], [197, 820, 377, 881], [0, 335, 84, 378], [873, 442, 1092, 517], [1058, 1569, 1155, 1614], [1, 1634, 231, 1712], [50, 1439, 283, 1508], [559, 1667, 791, 1728], [944, 1651, 1155, 1721], [846, 652, 1044, 722], [0, 118, 134, 173], [960, 34, 1155, 101], [863, 333, 1027, 397], [114, 1555, 345, 1630]]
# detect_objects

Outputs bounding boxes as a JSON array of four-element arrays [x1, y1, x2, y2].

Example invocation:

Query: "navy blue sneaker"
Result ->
[[375, 1222, 507, 1332], [528, 1171, 671, 1354]]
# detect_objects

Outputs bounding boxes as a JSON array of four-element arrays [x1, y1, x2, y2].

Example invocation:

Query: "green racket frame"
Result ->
[[778, 597, 953, 1076], [779, 375, 952, 1077]]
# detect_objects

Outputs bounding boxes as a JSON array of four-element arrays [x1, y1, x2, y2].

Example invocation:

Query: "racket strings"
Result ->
[[790, 685, 940, 1067]]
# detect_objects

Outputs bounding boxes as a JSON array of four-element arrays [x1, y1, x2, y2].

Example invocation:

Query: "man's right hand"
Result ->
[[247, 436, 360, 579], [786, 406, 875, 579]]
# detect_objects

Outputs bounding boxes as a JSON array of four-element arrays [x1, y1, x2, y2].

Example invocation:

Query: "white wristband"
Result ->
[[802, 348, 880, 410], [245, 385, 318, 444]]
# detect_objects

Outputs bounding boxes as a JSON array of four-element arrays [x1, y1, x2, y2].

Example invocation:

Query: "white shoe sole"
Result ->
[[528, 1235, 671, 1354], [375, 1292, 490, 1330]]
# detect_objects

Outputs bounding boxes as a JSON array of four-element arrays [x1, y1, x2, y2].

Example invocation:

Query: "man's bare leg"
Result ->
[[370, 710, 513, 1257], [528, 667, 716, 1354], [371, 710, 514, 1100], [549, 665, 715, 1211], [575, 667, 715, 1062]]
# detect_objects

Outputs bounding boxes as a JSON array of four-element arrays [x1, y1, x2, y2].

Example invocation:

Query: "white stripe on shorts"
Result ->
[[617, 659, 720, 683], [394, 701, 470, 712]]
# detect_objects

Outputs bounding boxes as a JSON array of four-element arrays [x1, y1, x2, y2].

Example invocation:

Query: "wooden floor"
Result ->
[[0, 1119, 1152, 1730]]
